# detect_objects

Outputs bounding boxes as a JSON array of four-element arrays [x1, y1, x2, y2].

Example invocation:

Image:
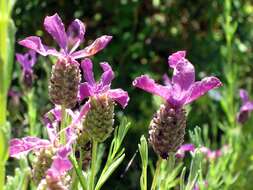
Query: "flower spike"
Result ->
[[78, 58, 129, 142], [133, 51, 222, 159]]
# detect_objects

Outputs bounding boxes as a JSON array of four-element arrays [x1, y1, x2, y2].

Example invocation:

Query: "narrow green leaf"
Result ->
[[138, 135, 148, 190], [95, 154, 125, 190], [180, 167, 186, 190]]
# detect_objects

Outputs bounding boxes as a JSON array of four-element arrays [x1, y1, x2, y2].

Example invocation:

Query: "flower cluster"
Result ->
[[10, 13, 128, 187], [10, 13, 225, 187]]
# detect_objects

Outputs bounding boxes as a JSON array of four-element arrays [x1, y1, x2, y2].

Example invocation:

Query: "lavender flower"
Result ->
[[133, 51, 222, 158], [237, 89, 253, 124], [133, 51, 222, 109], [19, 13, 112, 60], [16, 50, 37, 88], [78, 58, 129, 142], [176, 144, 195, 158], [79, 58, 129, 107]]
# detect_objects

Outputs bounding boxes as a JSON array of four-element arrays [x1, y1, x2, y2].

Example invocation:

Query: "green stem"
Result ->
[[151, 157, 162, 190], [26, 91, 37, 136], [60, 106, 66, 144], [142, 164, 147, 190], [89, 140, 98, 190], [0, 94, 7, 126], [0, 163, 5, 190], [70, 155, 87, 190]]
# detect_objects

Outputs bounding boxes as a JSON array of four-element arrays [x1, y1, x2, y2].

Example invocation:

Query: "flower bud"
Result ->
[[32, 148, 54, 184], [76, 130, 92, 170], [149, 104, 186, 159], [49, 58, 81, 108], [83, 94, 115, 142]]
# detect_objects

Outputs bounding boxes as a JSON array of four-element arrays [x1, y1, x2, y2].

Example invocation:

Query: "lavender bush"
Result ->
[[2, 0, 253, 189]]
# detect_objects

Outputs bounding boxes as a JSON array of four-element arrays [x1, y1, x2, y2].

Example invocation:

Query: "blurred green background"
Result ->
[[9, 0, 253, 189]]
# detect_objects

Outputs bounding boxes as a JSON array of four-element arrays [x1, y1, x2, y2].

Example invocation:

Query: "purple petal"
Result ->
[[162, 74, 171, 87], [237, 101, 253, 123], [108, 89, 129, 108], [16, 53, 30, 71], [27, 50, 37, 66], [10, 137, 50, 158], [52, 157, 72, 173], [240, 89, 249, 104], [179, 144, 195, 152], [19, 36, 61, 57], [199, 146, 211, 155], [193, 185, 200, 190], [207, 150, 222, 160], [43, 107, 63, 142], [81, 58, 96, 85], [65, 127, 77, 146], [67, 19, 85, 52], [71, 35, 112, 59], [168, 51, 186, 68], [171, 56, 195, 93], [176, 144, 195, 158], [78, 82, 94, 101], [99, 62, 115, 87], [132, 75, 171, 100], [241, 101, 253, 112], [49, 152, 72, 178], [69, 101, 91, 128], [44, 13, 67, 50], [57, 146, 71, 158], [185, 76, 222, 105]]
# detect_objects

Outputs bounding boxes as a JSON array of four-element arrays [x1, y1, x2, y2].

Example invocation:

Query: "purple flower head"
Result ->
[[133, 51, 222, 108], [78, 58, 129, 108], [176, 143, 195, 158], [237, 89, 253, 124], [19, 13, 112, 60], [16, 50, 37, 87]]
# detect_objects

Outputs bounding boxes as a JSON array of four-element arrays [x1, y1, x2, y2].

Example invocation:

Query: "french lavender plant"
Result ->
[[77, 58, 129, 190], [7, 13, 132, 190], [19, 13, 112, 108], [133, 51, 222, 159]]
